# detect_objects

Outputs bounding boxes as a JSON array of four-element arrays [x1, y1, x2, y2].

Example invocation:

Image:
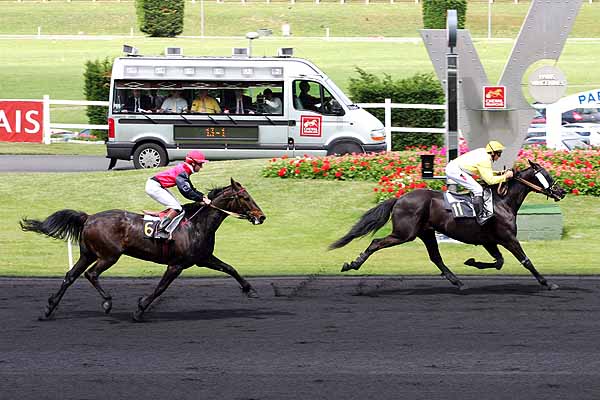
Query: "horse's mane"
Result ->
[[181, 185, 229, 215]]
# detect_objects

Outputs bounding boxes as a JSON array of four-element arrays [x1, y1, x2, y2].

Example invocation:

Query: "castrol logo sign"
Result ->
[[483, 86, 506, 109], [0, 101, 44, 142], [300, 115, 322, 137]]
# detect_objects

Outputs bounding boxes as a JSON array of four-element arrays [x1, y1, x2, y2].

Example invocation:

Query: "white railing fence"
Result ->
[[42, 95, 109, 144], [358, 99, 445, 151], [36, 96, 444, 152]]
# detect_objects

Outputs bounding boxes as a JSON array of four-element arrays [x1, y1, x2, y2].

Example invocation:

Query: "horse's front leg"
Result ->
[[419, 230, 463, 289], [133, 264, 187, 321], [503, 239, 558, 290], [464, 243, 504, 270], [200, 255, 257, 298]]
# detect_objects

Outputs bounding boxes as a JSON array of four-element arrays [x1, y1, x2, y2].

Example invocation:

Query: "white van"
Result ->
[[106, 48, 386, 169]]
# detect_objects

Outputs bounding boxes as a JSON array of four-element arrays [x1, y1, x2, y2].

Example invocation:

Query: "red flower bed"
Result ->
[[262, 145, 600, 201]]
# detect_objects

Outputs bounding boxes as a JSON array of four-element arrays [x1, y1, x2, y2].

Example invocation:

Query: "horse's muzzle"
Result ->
[[249, 213, 266, 225], [550, 185, 567, 201]]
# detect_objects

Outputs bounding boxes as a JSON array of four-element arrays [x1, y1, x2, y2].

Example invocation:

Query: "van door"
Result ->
[[288, 79, 346, 157]]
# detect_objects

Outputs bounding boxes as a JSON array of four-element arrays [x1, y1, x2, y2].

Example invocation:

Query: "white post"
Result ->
[[67, 239, 74, 270], [385, 98, 392, 152], [365, 0, 369, 4], [488, 0, 492, 40], [340, 0, 345, 3], [130, 27, 134, 36], [37, 26, 41, 37], [325, 27, 329, 39], [42, 95, 51, 144]]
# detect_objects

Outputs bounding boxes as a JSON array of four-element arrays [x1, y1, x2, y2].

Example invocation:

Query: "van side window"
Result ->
[[293, 80, 344, 116], [112, 80, 284, 115]]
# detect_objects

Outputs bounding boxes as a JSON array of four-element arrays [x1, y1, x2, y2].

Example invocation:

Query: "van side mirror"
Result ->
[[329, 99, 344, 116]]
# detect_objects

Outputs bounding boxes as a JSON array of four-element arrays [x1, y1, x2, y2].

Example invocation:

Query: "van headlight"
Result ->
[[370, 128, 386, 141]]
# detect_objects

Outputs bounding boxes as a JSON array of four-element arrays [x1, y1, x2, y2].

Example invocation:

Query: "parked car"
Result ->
[[529, 106, 600, 126], [561, 123, 600, 146], [523, 131, 590, 151], [76, 129, 97, 140], [527, 126, 591, 145]]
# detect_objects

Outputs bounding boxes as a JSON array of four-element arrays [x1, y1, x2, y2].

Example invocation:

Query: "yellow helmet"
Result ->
[[485, 140, 505, 154]]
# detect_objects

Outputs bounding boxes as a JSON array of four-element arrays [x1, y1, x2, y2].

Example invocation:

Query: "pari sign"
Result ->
[[483, 86, 506, 109], [0, 101, 44, 142]]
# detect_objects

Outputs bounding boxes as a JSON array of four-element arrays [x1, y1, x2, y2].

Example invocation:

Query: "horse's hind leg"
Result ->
[[134, 264, 187, 321], [464, 244, 504, 270], [341, 234, 410, 272], [201, 255, 257, 297], [419, 230, 463, 289], [503, 239, 558, 290], [42, 250, 97, 320], [84, 256, 120, 314]]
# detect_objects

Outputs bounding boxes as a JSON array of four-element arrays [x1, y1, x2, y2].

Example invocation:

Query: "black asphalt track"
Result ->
[[1, 276, 599, 399]]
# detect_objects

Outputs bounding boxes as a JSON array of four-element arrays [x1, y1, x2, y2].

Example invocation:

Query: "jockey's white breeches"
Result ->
[[445, 162, 483, 196], [145, 179, 182, 211]]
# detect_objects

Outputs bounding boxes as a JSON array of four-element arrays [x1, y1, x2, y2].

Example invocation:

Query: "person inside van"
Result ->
[[223, 89, 253, 114], [298, 81, 320, 112], [262, 88, 282, 114], [123, 89, 153, 113], [191, 89, 221, 114], [159, 90, 188, 113], [149, 89, 165, 111], [145, 150, 211, 239]]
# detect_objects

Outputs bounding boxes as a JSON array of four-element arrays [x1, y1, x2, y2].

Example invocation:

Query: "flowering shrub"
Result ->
[[262, 145, 600, 201], [515, 146, 600, 196]]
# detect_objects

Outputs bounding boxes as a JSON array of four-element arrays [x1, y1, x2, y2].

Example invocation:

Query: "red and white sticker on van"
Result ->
[[300, 115, 322, 137]]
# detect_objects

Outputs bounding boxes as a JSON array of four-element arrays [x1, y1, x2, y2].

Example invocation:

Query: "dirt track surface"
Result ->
[[1, 276, 600, 400]]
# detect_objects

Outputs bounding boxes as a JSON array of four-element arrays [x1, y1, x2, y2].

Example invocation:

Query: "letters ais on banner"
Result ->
[[0, 101, 44, 143]]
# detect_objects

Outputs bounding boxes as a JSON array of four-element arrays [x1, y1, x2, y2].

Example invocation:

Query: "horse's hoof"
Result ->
[[102, 299, 112, 314], [132, 309, 145, 322], [341, 263, 350, 272], [39, 305, 54, 320], [464, 258, 476, 267], [245, 288, 259, 298], [547, 283, 560, 291]]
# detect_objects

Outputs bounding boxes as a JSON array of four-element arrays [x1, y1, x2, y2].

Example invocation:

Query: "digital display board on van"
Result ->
[[174, 125, 259, 143]]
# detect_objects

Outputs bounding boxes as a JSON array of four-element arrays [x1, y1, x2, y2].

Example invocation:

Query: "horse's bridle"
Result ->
[[513, 168, 559, 198], [208, 187, 250, 220]]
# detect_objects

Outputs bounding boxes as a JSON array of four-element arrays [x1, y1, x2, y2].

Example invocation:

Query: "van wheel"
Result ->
[[133, 143, 168, 169], [328, 141, 363, 156]]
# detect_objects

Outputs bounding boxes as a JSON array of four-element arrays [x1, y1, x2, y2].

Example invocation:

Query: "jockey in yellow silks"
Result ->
[[445, 140, 514, 224]]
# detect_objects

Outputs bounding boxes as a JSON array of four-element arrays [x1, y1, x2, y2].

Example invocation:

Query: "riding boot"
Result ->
[[472, 195, 485, 225], [157, 209, 180, 238]]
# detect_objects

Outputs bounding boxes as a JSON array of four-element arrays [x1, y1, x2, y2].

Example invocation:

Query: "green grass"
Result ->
[[3, 37, 600, 125], [2, 158, 599, 277], [2, 2, 600, 38], [2, 2, 600, 124]]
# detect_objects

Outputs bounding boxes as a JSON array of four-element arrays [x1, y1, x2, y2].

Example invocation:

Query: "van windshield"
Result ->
[[323, 78, 353, 106], [111, 80, 284, 116]]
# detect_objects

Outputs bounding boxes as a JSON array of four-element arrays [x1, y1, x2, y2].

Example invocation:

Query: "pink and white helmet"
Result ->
[[185, 150, 208, 165]]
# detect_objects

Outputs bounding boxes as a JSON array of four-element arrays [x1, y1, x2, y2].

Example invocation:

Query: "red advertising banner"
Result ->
[[300, 115, 322, 137], [0, 101, 44, 142], [483, 86, 506, 109]]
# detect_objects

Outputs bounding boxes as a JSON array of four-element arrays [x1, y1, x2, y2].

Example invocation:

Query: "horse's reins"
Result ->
[[187, 188, 248, 220], [514, 176, 546, 194]]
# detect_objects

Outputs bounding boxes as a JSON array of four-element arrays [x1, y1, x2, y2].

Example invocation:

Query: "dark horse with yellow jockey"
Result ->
[[21, 179, 266, 321], [331, 161, 566, 290]]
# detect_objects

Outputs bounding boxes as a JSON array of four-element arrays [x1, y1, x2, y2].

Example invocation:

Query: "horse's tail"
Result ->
[[329, 198, 397, 249], [20, 209, 88, 244]]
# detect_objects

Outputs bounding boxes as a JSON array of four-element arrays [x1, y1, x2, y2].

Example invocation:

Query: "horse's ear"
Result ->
[[528, 159, 534, 167], [230, 177, 239, 188]]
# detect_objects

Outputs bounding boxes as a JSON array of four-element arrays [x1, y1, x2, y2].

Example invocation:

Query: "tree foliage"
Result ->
[[83, 58, 112, 140], [136, 0, 185, 37], [422, 0, 467, 29], [348, 68, 445, 150]]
